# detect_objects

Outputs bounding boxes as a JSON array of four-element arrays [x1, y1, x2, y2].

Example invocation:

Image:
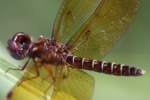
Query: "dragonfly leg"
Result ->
[[42, 78, 55, 100], [41, 65, 57, 100], [17, 61, 40, 86], [43, 64, 56, 82], [42, 65, 70, 100], [5, 58, 30, 73], [60, 64, 69, 79]]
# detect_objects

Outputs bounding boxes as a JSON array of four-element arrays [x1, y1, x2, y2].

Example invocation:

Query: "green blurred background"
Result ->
[[0, 0, 149, 100]]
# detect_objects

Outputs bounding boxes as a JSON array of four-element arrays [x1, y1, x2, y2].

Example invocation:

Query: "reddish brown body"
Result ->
[[66, 55, 143, 76], [28, 38, 68, 64], [7, 32, 144, 76]]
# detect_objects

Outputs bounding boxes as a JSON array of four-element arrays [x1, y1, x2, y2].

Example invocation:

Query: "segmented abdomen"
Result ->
[[66, 55, 145, 76]]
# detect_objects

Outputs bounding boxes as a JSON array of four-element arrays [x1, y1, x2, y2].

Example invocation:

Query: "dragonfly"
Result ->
[[6, 0, 145, 100]]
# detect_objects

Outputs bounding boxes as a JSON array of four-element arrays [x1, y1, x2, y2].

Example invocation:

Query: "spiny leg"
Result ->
[[43, 64, 56, 82], [54, 64, 69, 79], [5, 58, 30, 73], [42, 64, 69, 98], [17, 61, 40, 86], [42, 64, 57, 100], [59, 64, 69, 79], [43, 64, 58, 84], [6, 59, 40, 99]]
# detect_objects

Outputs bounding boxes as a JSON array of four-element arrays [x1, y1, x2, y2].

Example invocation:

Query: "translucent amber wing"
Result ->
[[52, 0, 101, 43], [66, 0, 139, 59], [7, 64, 53, 100], [52, 67, 95, 100], [7, 64, 94, 100]]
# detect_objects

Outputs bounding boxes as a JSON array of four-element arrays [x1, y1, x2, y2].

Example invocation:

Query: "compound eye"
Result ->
[[7, 32, 31, 59], [14, 32, 31, 50]]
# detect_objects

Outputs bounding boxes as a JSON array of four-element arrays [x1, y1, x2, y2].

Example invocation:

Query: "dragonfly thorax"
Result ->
[[29, 36, 69, 64]]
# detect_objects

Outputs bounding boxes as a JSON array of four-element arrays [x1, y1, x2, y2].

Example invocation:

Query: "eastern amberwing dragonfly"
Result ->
[[6, 0, 145, 100]]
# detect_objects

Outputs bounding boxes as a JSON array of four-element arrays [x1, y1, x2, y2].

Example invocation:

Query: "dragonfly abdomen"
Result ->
[[66, 55, 145, 76]]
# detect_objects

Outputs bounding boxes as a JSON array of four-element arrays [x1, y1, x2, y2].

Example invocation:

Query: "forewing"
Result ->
[[52, 0, 101, 43], [65, 0, 139, 59]]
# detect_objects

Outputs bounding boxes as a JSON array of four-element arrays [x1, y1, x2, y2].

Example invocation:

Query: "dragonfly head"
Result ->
[[7, 32, 32, 60]]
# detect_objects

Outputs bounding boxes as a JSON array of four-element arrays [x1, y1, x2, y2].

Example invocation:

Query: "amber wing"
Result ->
[[53, 0, 139, 59], [7, 64, 94, 100], [53, 66, 95, 100], [52, 0, 101, 43]]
